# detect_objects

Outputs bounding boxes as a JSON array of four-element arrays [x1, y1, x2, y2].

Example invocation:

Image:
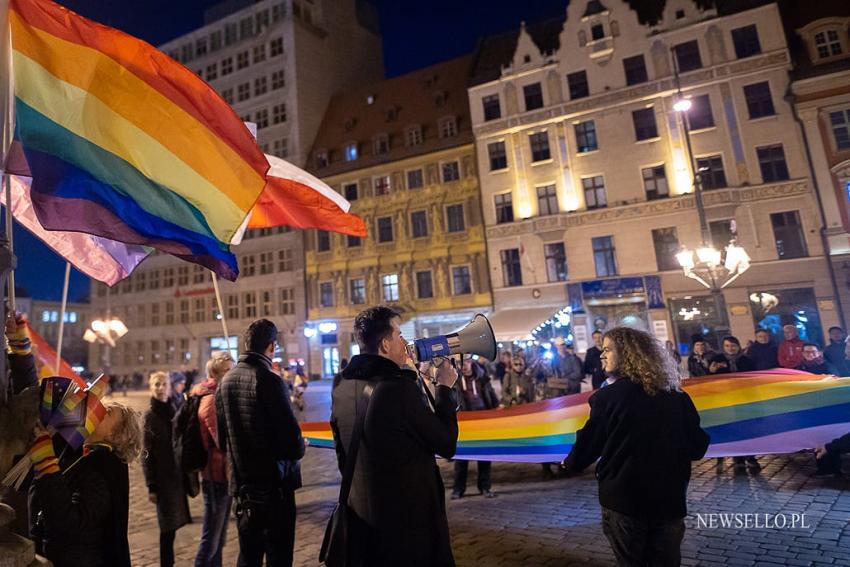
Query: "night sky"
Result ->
[[12, 0, 568, 301]]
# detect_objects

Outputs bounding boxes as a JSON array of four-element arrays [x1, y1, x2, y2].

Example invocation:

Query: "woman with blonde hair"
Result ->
[[29, 400, 142, 567], [561, 326, 710, 566]]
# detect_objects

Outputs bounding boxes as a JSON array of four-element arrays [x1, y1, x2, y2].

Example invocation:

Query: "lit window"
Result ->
[[344, 143, 358, 162], [382, 274, 399, 302]]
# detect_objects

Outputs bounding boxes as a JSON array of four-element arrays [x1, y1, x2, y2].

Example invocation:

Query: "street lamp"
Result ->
[[83, 316, 128, 348], [671, 49, 751, 335]]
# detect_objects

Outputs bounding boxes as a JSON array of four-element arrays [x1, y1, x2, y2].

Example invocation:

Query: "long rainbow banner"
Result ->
[[302, 370, 850, 463]]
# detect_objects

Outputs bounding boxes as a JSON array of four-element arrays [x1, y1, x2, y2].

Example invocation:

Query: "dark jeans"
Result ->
[[160, 529, 176, 567], [235, 487, 296, 567], [453, 460, 492, 495], [195, 480, 232, 567], [601, 508, 685, 567]]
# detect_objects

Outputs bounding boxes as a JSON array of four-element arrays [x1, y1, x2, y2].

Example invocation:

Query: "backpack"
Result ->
[[172, 393, 209, 475]]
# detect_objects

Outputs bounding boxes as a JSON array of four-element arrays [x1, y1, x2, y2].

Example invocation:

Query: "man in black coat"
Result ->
[[747, 329, 779, 370], [583, 330, 606, 389], [331, 306, 459, 567], [709, 336, 755, 374], [216, 319, 305, 567]]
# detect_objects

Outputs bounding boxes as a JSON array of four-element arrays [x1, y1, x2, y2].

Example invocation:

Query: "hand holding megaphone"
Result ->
[[407, 314, 497, 363], [432, 357, 459, 388]]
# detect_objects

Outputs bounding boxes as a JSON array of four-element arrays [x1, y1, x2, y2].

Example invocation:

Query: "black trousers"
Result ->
[[160, 530, 176, 567], [601, 508, 685, 567], [453, 460, 492, 494], [235, 488, 296, 567]]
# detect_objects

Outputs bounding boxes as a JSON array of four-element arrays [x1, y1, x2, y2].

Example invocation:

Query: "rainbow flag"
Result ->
[[302, 370, 850, 463], [7, 0, 269, 280], [56, 376, 108, 449]]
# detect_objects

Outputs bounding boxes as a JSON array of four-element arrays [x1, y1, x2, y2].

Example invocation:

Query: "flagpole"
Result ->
[[55, 261, 71, 370], [4, 172, 14, 312], [210, 270, 231, 356]]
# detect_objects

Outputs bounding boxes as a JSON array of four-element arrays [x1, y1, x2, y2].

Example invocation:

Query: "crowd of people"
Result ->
[[5, 308, 850, 567]]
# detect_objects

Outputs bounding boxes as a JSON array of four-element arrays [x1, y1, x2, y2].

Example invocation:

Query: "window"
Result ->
[[732, 24, 761, 58], [495, 192, 514, 224], [206, 64, 218, 80], [278, 249, 293, 271], [225, 23, 237, 46], [343, 183, 358, 201], [688, 94, 714, 130], [373, 134, 389, 155], [537, 185, 558, 216], [273, 138, 288, 158], [181, 44, 193, 62], [272, 70, 285, 90], [317, 230, 331, 252], [165, 301, 175, 324], [194, 298, 206, 322], [642, 165, 669, 200], [673, 40, 702, 72], [482, 94, 501, 121], [256, 9, 270, 31], [193, 264, 207, 283], [488, 141, 507, 170], [829, 109, 850, 150], [237, 51, 249, 70], [149, 270, 160, 290], [179, 299, 190, 324], [377, 217, 393, 243], [407, 169, 424, 189], [279, 288, 295, 315], [757, 144, 789, 182], [416, 271, 433, 299], [652, 228, 680, 271], [261, 290, 274, 317], [592, 236, 618, 277], [270, 37, 284, 57], [221, 88, 234, 104], [582, 176, 607, 209], [255, 109, 268, 129], [411, 210, 428, 238], [272, 103, 286, 124], [237, 82, 250, 102], [446, 204, 465, 232], [744, 82, 775, 119], [815, 29, 843, 59], [632, 108, 658, 140], [260, 251, 274, 274], [137, 304, 147, 327], [710, 220, 734, 248], [442, 161, 460, 182], [439, 117, 457, 138], [405, 125, 423, 146], [221, 57, 233, 76], [567, 70, 589, 100], [591, 23, 605, 41], [529, 131, 551, 162], [177, 266, 189, 286], [500, 249, 523, 287], [544, 242, 568, 282], [210, 30, 222, 52], [239, 16, 253, 40], [771, 211, 808, 259], [373, 175, 391, 196], [623, 54, 648, 85], [575, 120, 597, 153], [696, 155, 727, 190], [523, 83, 543, 111], [272, 3, 285, 22], [344, 143, 358, 162], [242, 254, 256, 276], [382, 274, 399, 301], [253, 44, 266, 64], [163, 268, 174, 288], [320, 282, 334, 307], [349, 278, 366, 305], [254, 76, 268, 96], [347, 235, 361, 248], [135, 271, 146, 291], [452, 266, 472, 295]]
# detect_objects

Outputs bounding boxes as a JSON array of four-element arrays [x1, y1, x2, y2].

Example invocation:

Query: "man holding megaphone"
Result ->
[[329, 306, 460, 567]]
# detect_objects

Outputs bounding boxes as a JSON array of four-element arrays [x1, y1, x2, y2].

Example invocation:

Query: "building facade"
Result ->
[[303, 56, 493, 377], [469, 0, 842, 353], [89, 0, 383, 380], [27, 300, 91, 371]]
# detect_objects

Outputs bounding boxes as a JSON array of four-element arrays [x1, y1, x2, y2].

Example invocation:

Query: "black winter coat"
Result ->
[[29, 445, 131, 567], [331, 354, 459, 567], [688, 353, 711, 377], [562, 377, 710, 520], [709, 352, 755, 374], [215, 352, 304, 495], [142, 397, 191, 533], [748, 342, 779, 370], [583, 346, 607, 388]]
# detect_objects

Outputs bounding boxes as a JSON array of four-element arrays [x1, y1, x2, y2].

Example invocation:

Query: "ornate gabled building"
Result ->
[[304, 56, 492, 377], [469, 0, 843, 353]]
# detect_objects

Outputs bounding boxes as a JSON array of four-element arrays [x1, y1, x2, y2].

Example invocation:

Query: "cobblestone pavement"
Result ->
[[119, 383, 850, 567]]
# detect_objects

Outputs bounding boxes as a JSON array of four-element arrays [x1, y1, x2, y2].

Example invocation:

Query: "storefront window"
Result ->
[[749, 287, 823, 347], [670, 296, 723, 354]]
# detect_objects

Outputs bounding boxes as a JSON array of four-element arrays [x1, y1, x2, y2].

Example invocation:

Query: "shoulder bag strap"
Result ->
[[337, 382, 374, 506]]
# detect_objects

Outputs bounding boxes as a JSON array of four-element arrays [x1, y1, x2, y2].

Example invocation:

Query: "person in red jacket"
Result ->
[[192, 351, 235, 567], [778, 325, 805, 369]]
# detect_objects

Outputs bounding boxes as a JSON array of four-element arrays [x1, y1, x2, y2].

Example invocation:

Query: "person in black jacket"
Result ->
[[560, 326, 710, 567], [216, 319, 305, 567], [330, 306, 459, 567], [452, 357, 498, 500], [583, 330, 606, 389], [143, 371, 191, 567], [747, 329, 779, 370], [797, 343, 835, 375], [687, 338, 711, 378], [29, 400, 142, 567], [709, 336, 755, 374], [815, 430, 850, 477]]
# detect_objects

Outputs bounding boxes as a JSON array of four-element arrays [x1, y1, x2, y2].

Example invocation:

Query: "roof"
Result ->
[[307, 55, 474, 177], [771, 0, 850, 80]]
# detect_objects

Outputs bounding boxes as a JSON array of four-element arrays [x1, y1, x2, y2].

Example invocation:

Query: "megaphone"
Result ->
[[408, 314, 497, 363]]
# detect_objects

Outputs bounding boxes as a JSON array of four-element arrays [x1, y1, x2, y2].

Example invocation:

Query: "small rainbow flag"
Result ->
[[302, 370, 850, 462], [8, 0, 269, 280], [56, 376, 108, 449]]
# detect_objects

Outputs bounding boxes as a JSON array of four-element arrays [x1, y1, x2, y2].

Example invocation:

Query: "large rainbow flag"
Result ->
[[7, 0, 269, 280], [302, 370, 850, 462]]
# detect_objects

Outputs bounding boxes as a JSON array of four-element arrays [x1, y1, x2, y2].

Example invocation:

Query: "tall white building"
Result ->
[[470, 0, 843, 353], [89, 0, 383, 381]]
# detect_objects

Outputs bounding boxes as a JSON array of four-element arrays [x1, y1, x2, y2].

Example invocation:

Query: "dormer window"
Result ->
[[675, 9, 685, 20], [344, 143, 358, 162], [373, 134, 389, 155], [405, 125, 423, 147], [591, 24, 605, 41], [523, 54, 531, 63], [815, 29, 843, 59], [798, 19, 850, 64], [315, 150, 329, 168], [438, 116, 457, 138]]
